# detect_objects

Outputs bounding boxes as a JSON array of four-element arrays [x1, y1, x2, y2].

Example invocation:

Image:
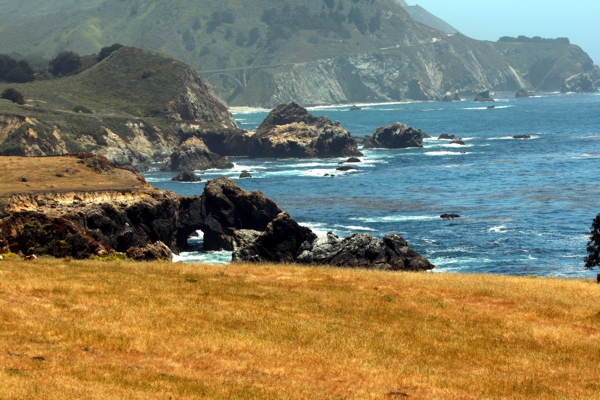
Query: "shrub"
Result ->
[[1, 88, 25, 104], [49, 51, 82, 76], [97, 44, 123, 62], [585, 213, 600, 269], [73, 105, 93, 114]]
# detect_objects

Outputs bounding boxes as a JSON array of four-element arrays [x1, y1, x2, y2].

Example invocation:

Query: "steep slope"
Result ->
[[0, 47, 236, 170], [403, 4, 459, 34]]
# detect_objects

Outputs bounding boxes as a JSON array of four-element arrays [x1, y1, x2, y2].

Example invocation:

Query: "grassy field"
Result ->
[[1, 257, 599, 399], [0, 155, 145, 197]]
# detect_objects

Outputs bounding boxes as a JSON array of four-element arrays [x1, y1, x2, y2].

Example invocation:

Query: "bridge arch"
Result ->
[[204, 73, 245, 89]]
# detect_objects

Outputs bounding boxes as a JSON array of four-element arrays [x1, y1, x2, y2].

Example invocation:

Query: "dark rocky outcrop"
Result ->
[[345, 157, 361, 163], [126, 241, 172, 261], [516, 89, 534, 98], [349, 105, 361, 111], [364, 123, 430, 149], [513, 135, 531, 139], [249, 102, 362, 158], [561, 73, 599, 93], [239, 171, 252, 178], [195, 177, 282, 251], [438, 134, 456, 140], [440, 214, 460, 219], [474, 90, 495, 102], [0, 211, 107, 259], [233, 215, 434, 271], [232, 213, 317, 263], [171, 171, 201, 182], [161, 137, 233, 172], [450, 139, 465, 145]]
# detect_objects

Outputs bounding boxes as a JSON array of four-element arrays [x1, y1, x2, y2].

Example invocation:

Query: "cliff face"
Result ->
[[243, 35, 590, 107]]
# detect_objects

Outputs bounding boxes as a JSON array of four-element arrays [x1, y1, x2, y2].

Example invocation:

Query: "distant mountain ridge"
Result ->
[[402, 4, 458, 34], [0, 0, 596, 107]]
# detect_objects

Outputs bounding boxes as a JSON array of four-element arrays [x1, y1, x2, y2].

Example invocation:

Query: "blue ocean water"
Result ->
[[145, 92, 600, 278]]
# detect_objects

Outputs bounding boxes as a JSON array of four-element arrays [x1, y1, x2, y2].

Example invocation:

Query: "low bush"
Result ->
[[1, 88, 25, 104]]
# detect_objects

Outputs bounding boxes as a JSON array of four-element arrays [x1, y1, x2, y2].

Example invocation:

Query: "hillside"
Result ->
[[0, 47, 237, 170], [0, 0, 596, 106], [403, 4, 459, 34], [1, 258, 600, 398]]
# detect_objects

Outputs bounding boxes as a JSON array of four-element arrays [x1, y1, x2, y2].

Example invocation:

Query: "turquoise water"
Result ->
[[145, 92, 600, 278]]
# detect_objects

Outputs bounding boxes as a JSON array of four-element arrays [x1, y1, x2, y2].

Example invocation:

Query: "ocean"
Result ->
[[144, 92, 600, 278]]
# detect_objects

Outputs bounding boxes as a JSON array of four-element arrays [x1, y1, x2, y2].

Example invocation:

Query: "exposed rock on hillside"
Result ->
[[126, 241, 172, 261], [474, 90, 495, 102], [248, 102, 362, 158], [233, 214, 434, 271], [161, 137, 233, 172], [363, 122, 430, 149], [195, 177, 282, 251], [516, 89, 535, 98], [561, 73, 599, 93]]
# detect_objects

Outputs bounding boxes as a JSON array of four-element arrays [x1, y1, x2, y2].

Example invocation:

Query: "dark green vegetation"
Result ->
[[1, 88, 25, 105], [1, 47, 196, 117], [585, 214, 600, 269], [0, 55, 35, 83], [498, 36, 570, 44]]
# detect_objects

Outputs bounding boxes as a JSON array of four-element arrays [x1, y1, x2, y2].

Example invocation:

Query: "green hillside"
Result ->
[[0, 0, 426, 70], [1, 47, 201, 118]]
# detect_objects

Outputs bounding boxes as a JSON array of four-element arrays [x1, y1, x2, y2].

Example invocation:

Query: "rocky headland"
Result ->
[[0, 154, 433, 271]]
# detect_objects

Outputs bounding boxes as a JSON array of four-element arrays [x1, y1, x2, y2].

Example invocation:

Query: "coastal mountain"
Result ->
[[0, 47, 236, 170], [0, 0, 597, 106]]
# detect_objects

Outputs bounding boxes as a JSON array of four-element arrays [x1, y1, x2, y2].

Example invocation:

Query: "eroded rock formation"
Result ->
[[161, 137, 233, 171], [363, 122, 430, 149], [248, 102, 363, 158]]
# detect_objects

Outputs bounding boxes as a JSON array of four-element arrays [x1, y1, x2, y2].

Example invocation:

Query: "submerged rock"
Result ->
[[515, 89, 534, 98], [336, 166, 358, 172], [161, 137, 233, 172], [474, 90, 495, 102], [513, 135, 531, 139], [349, 105, 361, 111], [171, 171, 201, 182], [345, 157, 361, 163], [363, 122, 430, 149], [440, 214, 460, 219], [438, 133, 456, 140]]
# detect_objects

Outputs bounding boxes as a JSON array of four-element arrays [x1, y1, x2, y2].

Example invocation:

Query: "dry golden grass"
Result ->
[[0, 156, 143, 197], [1, 258, 600, 399]]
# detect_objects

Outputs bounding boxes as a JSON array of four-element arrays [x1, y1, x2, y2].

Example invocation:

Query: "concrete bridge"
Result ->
[[197, 63, 292, 89]]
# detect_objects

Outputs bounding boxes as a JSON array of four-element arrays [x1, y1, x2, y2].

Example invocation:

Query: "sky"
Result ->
[[408, 0, 600, 64]]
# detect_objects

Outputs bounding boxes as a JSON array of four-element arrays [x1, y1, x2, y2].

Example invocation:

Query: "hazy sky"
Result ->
[[408, 0, 600, 64]]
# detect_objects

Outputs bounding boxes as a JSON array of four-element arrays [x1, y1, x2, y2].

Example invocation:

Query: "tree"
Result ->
[[0, 55, 35, 83], [97, 44, 124, 62], [1, 88, 25, 105], [49, 51, 82, 76], [585, 214, 600, 269]]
